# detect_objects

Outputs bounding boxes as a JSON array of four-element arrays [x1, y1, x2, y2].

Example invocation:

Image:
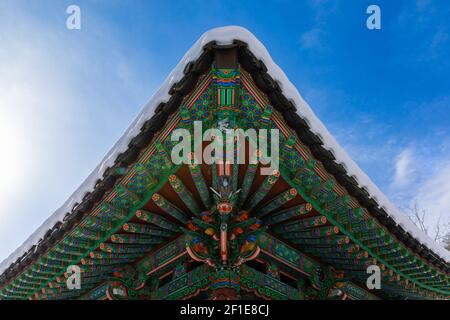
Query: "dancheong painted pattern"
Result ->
[[0, 29, 448, 300]]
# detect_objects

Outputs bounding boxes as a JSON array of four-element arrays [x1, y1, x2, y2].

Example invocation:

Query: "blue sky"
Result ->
[[0, 0, 449, 262]]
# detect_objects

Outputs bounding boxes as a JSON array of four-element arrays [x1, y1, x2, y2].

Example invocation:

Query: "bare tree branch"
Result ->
[[433, 215, 443, 242], [405, 201, 449, 246], [407, 201, 428, 235]]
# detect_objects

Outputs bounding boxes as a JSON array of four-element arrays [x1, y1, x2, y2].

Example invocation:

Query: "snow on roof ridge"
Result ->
[[0, 26, 448, 275]]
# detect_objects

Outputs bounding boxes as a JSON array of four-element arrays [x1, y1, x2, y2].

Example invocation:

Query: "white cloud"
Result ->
[[430, 28, 449, 49], [393, 148, 415, 187], [396, 1, 450, 62], [413, 162, 450, 237], [299, 0, 338, 52], [309, 0, 338, 19], [0, 2, 155, 262], [300, 28, 323, 50], [329, 109, 449, 242], [387, 143, 450, 241], [416, 0, 431, 11]]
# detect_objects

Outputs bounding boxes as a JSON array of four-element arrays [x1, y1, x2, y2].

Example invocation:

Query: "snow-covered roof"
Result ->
[[1, 26, 448, 275]]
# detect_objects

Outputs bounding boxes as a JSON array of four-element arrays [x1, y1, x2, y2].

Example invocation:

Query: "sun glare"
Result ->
[[0, 115, 27, 195]]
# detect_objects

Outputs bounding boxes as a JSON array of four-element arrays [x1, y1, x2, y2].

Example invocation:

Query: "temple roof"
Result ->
[[1, 26, 448, 283]]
